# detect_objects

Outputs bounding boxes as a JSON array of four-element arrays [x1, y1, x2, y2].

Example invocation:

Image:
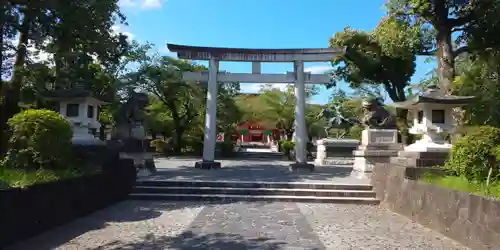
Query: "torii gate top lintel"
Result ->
[[166, 43, 346, 62]]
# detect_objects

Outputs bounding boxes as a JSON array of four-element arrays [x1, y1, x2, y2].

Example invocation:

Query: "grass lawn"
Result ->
[[0, 167, 100, 189], [423, 174, 500, 199]]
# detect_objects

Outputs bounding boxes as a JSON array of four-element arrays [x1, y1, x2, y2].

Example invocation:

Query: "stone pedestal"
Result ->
[[289, 162, 315, 172], [314, 138, 359, 166], [351, 129, 400, 179], [195, 161, 221, 170], [119, 152, 156, 177], [71, 124, 105, 146], [391, 151, 448, 168], [118, 138, 156, 177]]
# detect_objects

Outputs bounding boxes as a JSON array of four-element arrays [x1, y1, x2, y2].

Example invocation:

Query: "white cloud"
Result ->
[[111, 25, 134, 41], [304, 65, 333, 74], [118, 0, 165, 10], [240, 83, 263, 93], [142, 0, 163, 9], [159, 45, 178, 58]]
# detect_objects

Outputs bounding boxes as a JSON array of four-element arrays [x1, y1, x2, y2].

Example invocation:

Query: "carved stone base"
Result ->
[[119, 152, 156, 177], [351, 129, 400, 179], [404, 139, 452, 153], [391, 151, 449, 168], [352, 151, 397, 179], [195, 161, 221, 169], [289, 162, 315, 172], [314, 138, 359, 166]]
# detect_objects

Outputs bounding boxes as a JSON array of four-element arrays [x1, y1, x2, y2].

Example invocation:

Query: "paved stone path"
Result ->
[[8, 201, 467, 250], [144, 158, 369, 184], [6, 158, 468, 249]]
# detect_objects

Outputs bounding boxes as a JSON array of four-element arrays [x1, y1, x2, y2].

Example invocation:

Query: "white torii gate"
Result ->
[[167, 44, 346, 170]]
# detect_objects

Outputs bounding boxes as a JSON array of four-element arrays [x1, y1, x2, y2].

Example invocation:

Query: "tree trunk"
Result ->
[[0, 10, 30, 156], [285, 129, 294, 141], [99, 126, 106, 140], [396, 108, 414, 145], [436, 25, 455, 93], [172, 123, 185, 154]]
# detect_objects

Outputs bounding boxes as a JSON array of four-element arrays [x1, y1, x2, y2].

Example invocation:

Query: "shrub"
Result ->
[[445, 125, 500, 182], [150, 139, 168, 154], [280, 140, 295, 158], [217, 141, 235, 157], [4, 109, 73, 170], [183, 137, 203, 155], [348, 124, 363, 140]]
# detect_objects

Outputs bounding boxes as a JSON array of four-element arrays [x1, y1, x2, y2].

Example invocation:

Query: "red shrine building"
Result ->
[[232, 120, 280, 143]]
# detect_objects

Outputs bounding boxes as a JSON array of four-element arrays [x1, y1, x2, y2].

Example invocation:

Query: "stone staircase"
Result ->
[[129, 180, 379, 204]]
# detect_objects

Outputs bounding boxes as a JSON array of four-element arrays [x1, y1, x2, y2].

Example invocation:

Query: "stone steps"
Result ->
[[129, 180, 379, 204], [233, 151, 283, 159]]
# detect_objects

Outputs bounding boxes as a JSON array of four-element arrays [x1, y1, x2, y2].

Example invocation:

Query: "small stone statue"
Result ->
[[361, 97, 396, 129], [115, 90, 149, 140]]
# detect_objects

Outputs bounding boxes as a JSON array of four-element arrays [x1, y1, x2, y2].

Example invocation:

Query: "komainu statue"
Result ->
[[361, 97, 397, 129]]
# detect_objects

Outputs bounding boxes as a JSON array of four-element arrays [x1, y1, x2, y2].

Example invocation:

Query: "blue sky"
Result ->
[[117, 0, 436, 104]]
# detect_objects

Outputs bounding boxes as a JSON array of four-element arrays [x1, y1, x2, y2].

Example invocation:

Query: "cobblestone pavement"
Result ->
[[8, 201, 468, 250], [144, 158, 369, 184]]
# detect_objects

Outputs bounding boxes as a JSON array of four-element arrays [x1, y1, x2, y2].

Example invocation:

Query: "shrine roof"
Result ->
[[393, 90, 475, 108], [237, 120, 278, 130]]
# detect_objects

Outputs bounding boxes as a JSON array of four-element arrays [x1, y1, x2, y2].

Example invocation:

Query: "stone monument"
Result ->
[[351, 97, 401, 179], [314, 104, 360, 166], [113, 90, 156, 176], [391, 84, 475, 167]]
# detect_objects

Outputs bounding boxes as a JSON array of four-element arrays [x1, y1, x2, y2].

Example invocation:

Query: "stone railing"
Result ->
[[372, 163, 500, 250]]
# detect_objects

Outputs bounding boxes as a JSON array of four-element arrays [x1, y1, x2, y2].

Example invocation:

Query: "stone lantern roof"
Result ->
[[393, 84, 475, 109], [42, 83, 109, 105]]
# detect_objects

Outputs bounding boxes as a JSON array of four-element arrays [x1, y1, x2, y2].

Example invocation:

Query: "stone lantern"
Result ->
[[392, 84, 475, 167], [44, 85, 108, 145]]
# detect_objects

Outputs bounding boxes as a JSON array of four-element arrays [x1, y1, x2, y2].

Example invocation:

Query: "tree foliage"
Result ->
[[1, 0, 128, 155], [329, 17, 419, 103], [386, 0, 500, 92], [453, 54, 500, 127], [132, 56, 242, 153], [255, 84, 320, 140]]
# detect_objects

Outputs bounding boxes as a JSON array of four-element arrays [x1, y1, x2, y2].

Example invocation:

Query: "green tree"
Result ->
[[305, 104, 326, 139], [453, 54, 500, 127], [329, 18, 419, 104], [329, 18, 420, 143], [216, 82, 243, 138], [133, 56, 243, 153], [0, 0, 127, 155], [144, 97, 174, 139], [258, 84, 319, 140], [133, 56, 205, 153], [386, 0, 500, 92]]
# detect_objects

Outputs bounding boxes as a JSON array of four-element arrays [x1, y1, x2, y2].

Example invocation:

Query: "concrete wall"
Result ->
[[372, 163, 500, 250]]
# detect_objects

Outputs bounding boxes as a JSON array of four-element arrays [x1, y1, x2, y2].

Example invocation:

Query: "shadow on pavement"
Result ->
[[147, 163, 355, 183], [5, 201, 242, 250], [95, 231, 293, 250]]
